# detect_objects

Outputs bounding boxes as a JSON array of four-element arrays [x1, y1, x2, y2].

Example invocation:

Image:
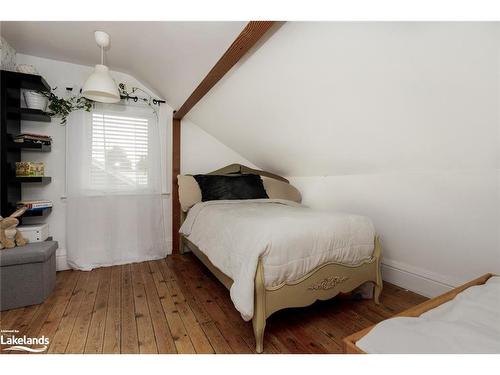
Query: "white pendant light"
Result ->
[[82, 31, 120, 103]]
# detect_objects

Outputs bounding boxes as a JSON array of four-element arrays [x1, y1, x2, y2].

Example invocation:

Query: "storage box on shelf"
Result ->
[[18, 223, 50, 242], [16, 161, 45, 177]]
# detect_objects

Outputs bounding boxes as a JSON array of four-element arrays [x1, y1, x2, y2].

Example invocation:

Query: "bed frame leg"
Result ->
[[374, 282, 382, 305], [373, 236, 383, 305], [253, 314, 266, 354], [179, 236, 190, 255], [253, 258, 266, 353]]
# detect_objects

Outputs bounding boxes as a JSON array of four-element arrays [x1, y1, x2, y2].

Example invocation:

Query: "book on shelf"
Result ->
[[24, 207, 52, 212], [17, 200, 53, 210], [13, 138, 51, 146], [15, 132, 52, 140], [13, 133, 52, 145]]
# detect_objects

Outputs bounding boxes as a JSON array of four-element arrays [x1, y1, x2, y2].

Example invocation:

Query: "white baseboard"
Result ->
[[56, 253, 70, 271], [381, 259, 457, 298]]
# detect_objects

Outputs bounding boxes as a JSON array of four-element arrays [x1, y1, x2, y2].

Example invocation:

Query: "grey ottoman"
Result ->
[[0, 241, 58, 311]]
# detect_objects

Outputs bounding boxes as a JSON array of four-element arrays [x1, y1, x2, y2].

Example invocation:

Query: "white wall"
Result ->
[[187, 22, 500, 297], [181, 119, 257, 175], [290, 172, 498, 296], [16, 54, 173, 270]]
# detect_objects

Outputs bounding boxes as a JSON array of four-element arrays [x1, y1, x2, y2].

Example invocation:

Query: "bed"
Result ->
[[343, 273, 499, 354], [177, 164, 383, 353]]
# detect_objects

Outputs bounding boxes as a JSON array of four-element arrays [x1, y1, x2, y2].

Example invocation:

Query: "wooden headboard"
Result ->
[[205, 163, 289, 183]]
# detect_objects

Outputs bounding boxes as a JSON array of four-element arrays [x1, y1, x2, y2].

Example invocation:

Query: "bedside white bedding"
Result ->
[[357, 276, 500, 354], [180, 199, 375, 320]]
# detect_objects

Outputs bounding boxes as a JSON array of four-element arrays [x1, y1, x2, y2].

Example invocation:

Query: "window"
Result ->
[[90, 111, 152, 191]]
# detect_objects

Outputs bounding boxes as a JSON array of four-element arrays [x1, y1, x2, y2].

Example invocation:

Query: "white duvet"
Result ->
[[357, 276, 500, 354], [180, 199, 375, 320]]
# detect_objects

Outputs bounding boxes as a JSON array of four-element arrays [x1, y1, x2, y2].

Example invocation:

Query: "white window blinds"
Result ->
[[89, 108, 157, 192]]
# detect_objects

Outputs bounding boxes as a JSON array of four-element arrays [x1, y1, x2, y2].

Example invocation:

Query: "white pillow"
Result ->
[[177, 175, 202, 212], [261, 177, 302, 203]]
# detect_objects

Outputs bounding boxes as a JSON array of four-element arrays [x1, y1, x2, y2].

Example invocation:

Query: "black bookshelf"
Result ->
[[5, 107, 52, 122], [6, 140, 51, 152], [0, 70, 52, 219], [20, 108, 52, 122], [9, 176, 52, 184], [9, 70, 51, 92]]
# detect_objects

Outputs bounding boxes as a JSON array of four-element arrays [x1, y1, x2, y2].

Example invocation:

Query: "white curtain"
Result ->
[[66, 103, 167, 270]]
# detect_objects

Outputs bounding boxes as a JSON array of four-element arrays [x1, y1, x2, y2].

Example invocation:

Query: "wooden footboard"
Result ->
[[342, 273, 494, 354], [182, 235, 383, 353], [252, 237, 382, 352]]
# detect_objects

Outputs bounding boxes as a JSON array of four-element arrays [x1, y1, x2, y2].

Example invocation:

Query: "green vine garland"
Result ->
[[118, 83, 159, 117], [40, 89, 93, 125], [40, 83, 159, 125]]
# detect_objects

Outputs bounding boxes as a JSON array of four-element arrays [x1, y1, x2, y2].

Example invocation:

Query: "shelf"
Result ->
[[20, 108, 52, 122], [20, 74, 51, 92], [1, 70, 53, 220], [6, 107, 52, 122], [7, 141, 51, 152], [11, 176, 52, 184], [22, 207, 52, 218], [1, 70, 51, 92]]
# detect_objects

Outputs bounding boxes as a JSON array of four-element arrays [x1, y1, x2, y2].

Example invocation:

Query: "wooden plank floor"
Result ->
[[0, 254, 427, 354]]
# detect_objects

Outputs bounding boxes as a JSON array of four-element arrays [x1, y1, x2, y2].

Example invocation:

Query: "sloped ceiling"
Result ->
[[1, 21, 246, 108], [186, 22, 499, 176]]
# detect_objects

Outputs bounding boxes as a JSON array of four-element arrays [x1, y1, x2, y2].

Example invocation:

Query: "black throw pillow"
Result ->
[[193, 174, 269, 202]]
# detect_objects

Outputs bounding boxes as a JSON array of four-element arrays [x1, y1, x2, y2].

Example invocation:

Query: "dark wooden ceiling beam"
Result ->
[[173, 21, 275, 120]]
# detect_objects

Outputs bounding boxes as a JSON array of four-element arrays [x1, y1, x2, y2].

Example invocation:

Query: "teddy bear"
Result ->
[[0, 207, 28, 250]]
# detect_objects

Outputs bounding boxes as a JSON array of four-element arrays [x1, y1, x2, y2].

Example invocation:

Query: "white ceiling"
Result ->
[[1, 21, 246, 109], [187, 22, 499, 176]]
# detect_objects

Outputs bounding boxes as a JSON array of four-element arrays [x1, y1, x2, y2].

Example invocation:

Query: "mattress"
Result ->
[[357, 276, 500, 354], [180, 199, 375, 320]]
